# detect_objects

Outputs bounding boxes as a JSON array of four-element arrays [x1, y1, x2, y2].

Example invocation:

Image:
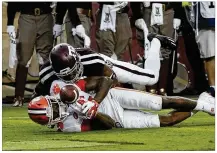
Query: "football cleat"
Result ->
[[147, 33, 176, 51], [197, 92, 215, 116], [13, 97, 24, 107]]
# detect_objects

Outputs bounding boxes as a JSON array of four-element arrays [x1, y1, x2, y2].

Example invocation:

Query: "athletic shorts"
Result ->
[[196, 29, 215, 59]]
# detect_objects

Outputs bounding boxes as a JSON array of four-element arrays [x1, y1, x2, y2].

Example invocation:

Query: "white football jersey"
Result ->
[[50, 79, 94, 132]]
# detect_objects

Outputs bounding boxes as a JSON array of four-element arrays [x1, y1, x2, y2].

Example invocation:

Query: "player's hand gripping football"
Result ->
[[81, 100, 99, 119]]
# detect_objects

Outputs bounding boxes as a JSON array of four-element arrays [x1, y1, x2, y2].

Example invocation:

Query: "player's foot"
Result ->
[[13, 97, 24, 107], [196, 92, 215, 116], [147, 33, 176, 51]]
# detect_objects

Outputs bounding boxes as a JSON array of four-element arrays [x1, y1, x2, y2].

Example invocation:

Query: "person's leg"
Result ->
[[159, 110, 193, 127], [123, 110, 160, 128], [161, 92, 214, 115], [114, 13, 132, 60], [36, 14, 53, 64], [14, 14, 36, 107], [100, 38, 161, 86], [95, 12, 115, 57], [157, 9, 174, 95], [108, 88, 215, 115], [196, 29, 215, 97], [65, 12, 76, 46], [204, 57, 215, 91], [143, 8, 159, 94]]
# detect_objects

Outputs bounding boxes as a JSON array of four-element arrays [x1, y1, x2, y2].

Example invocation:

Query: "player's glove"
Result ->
[[75, 24, 86, 38], [173, 18, 181, 30], [7, 25, 16, 43], [135, 19, 147, 31], [81, 100, 99, 119], [143, 2, 150, 7], [74, 24, 91, 48], [53, 24, 62, 38]]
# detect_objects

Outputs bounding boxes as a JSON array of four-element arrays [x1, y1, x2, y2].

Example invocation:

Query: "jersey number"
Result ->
[[209, 2, 215, 8]]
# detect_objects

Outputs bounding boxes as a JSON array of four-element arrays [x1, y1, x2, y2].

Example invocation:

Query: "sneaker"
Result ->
[[197, 92, 215, 116], [13, 97, 24, 107], [147, 33, 176, 51]]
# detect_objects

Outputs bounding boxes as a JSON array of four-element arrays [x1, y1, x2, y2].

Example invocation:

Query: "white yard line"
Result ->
[[3, 117, 29, 119]]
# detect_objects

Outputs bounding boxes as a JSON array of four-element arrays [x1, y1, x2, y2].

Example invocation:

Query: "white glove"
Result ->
[[84, 35, 91, 48], [135, 19, 147, 31], [7, 26, 16, 41], [75, 24, 86, 38], [108, 2, 128, 12], [53, 24, 62, 38], [173, 18, 181, 30], [143, 2, 151, 7], [75, 24, 91, 48], [81, 100, 99, 119], [71, 28, 76, 36]]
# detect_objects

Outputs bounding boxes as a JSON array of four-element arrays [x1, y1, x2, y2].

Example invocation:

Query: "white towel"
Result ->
[[143, 22, 150, 59], [151, 3, 164, 26], [8, 36, 17, 68], [100, 5, 116, 32]]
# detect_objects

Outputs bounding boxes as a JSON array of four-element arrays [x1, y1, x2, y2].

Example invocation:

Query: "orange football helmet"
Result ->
[[28, 96, 69, 127]]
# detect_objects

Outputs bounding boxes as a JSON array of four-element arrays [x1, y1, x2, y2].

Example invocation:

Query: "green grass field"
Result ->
[[2, 104, 215, 151]]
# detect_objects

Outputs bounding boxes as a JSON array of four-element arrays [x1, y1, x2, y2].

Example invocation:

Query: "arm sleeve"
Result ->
[[7, 2, 18, 25], [67, 4, 81, 27], [55, 2, 67, 24], [131, 2, 143, 20]]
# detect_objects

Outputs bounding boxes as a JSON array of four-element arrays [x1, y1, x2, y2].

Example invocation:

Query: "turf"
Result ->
[[2, 105, 215, 151]]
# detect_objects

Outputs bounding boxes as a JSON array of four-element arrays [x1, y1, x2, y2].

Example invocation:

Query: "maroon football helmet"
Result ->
[[49, 43, 83, 83]]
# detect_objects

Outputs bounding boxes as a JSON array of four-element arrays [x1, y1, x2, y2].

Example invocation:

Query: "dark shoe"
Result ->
[[208, 87, 215, 97], [148, 33, 176, 51], [13, 97, 24, 107]]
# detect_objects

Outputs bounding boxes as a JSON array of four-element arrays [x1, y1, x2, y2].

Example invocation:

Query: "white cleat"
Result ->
[[197, 92, 215, 116]]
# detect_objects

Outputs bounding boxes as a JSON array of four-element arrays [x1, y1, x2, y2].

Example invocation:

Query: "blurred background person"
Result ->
[[193, 2, 215, 97], [53, 2, 91, 48], [7, 2, 53, 106], [95, 2, 132, 60], [131, 2, 181, 95]]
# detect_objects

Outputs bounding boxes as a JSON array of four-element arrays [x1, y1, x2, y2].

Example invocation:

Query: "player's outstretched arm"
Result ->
[[85, 76, 113, 103]]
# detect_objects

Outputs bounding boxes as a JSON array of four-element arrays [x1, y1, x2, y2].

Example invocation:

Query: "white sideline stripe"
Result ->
[[28, 110, 47, 114], [39, 65, 52, 76], [80, 53, 101, 59], [82, 59, 105, 65], [3, 117, 29, 119]]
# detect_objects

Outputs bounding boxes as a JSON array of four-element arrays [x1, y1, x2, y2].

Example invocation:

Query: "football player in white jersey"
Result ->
[[28, 76, 215, 132]]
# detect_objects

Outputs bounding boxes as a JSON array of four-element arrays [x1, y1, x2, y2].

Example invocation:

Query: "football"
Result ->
[[60, 85, 79, 104]]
